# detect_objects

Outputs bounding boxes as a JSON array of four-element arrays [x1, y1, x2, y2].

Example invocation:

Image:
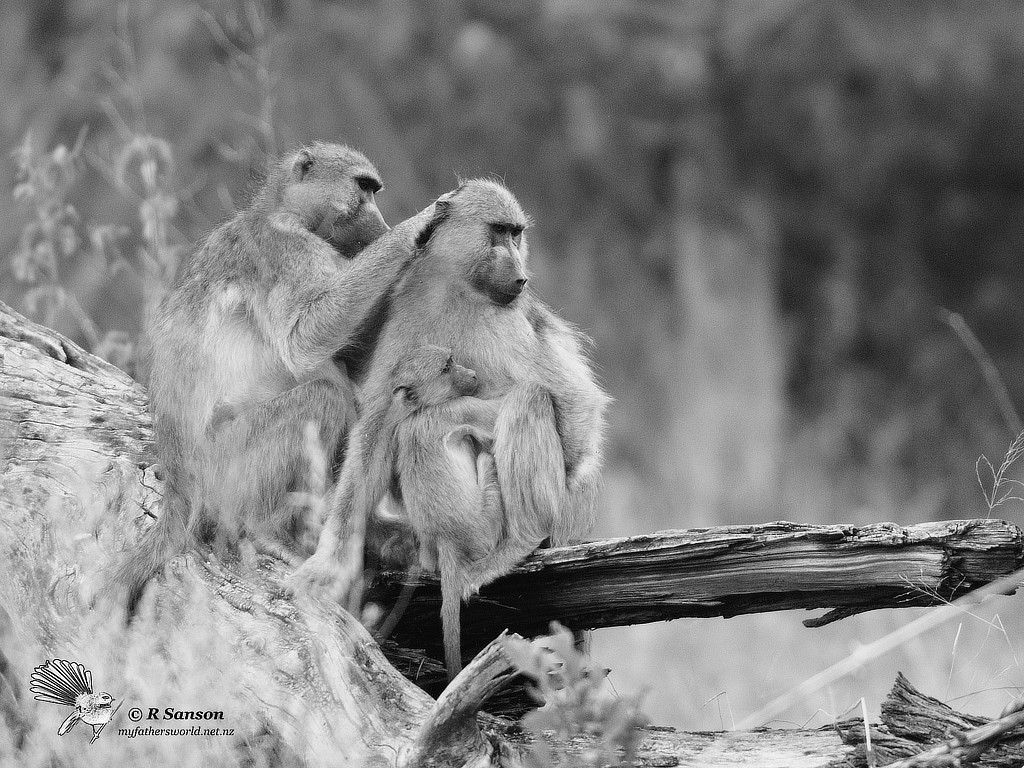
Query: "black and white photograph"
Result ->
[[1, 1, 1023, 765]]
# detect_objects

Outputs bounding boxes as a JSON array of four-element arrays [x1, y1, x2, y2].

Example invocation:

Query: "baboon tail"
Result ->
[[493, 382, 565, 541], [434, 536, 541, 680], [108, 494, 194, 616], [439, 548, 464, 682]]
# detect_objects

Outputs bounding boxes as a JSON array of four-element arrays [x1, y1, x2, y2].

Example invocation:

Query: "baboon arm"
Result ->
[[533, 308, 610, 543], [359, 428, 398, 513], [540, 308, 609, 477], [447, 424, 494, 451], [437, 396, 501, 429], [273, 207, 434, 377]]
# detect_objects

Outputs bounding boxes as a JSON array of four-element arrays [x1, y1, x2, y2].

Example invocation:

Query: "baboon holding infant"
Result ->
[[114, 142, 432, 610], [294, 178, 610, 675], [335, 345, 504, 677]]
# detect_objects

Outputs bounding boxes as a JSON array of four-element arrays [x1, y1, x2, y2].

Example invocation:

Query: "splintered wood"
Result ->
[[369, 519, 1023, 678]]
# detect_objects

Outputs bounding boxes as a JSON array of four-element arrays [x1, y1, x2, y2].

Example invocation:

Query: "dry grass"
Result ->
[[0, 461, 266, 766], [592, 590, 1024, 731]]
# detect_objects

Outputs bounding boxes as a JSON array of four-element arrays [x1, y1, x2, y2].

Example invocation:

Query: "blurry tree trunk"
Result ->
[[669, 145, 786, 525]]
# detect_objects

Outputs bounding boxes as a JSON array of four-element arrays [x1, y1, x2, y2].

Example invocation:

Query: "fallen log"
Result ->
[[370, 517, 1024, 695]]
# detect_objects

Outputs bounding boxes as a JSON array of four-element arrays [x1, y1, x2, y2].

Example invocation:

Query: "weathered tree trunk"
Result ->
[[1, 299, 1020, 766], [376, 517, 1023, 700]]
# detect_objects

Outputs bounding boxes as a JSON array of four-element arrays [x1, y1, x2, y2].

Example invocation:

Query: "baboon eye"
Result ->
[[441, 356, 453, 374], [491, 223, 524, 244], [357, 176, 382, 194]]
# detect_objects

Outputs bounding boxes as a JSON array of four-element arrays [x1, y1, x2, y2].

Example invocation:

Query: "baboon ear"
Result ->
[[292, 149, 315, 181], [414, 197, 453, 249]]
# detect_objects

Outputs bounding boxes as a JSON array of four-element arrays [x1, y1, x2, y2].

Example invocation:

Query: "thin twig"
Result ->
[[939, 308, 1023, 435]]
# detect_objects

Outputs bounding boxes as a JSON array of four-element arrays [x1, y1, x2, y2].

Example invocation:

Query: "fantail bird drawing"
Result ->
[[30, 659, 119, 743]]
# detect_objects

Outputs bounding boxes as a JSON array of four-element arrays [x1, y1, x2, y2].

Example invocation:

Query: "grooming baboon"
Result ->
[[295, 180, 609, 656], [113, 142, 429, 611]]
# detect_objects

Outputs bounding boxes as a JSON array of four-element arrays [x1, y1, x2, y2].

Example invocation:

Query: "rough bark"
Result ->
[[835, 673, 1024, 767]]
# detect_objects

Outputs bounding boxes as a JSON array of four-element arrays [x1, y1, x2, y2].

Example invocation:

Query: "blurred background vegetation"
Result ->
[[4, 0, 1024, 731]]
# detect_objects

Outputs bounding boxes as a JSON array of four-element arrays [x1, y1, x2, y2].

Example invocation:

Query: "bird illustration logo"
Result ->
[[30, 659, 121, 743]]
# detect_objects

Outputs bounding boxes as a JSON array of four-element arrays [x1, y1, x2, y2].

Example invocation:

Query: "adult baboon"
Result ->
[[113, 142, 429, 610]]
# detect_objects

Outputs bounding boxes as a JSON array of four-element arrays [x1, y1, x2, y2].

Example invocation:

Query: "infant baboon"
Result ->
[[295, 179, 609, 668], [302, 345, 504, 678], [389, 347, 506, 679], [113, 142, 430, 611]]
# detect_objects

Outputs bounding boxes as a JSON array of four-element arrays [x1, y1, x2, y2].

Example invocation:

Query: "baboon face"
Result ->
[[421, 180, 531, 306], [393, 345, 478, 408], [285, 142, 389, 258], [469, 219, 528, 305]]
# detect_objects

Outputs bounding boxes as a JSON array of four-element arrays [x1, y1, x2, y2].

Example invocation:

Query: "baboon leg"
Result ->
[[208, 377, 354, 554], [554, 453, 602, 546], [476, 451, 503, 520], [492, 382, 566, 543]]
